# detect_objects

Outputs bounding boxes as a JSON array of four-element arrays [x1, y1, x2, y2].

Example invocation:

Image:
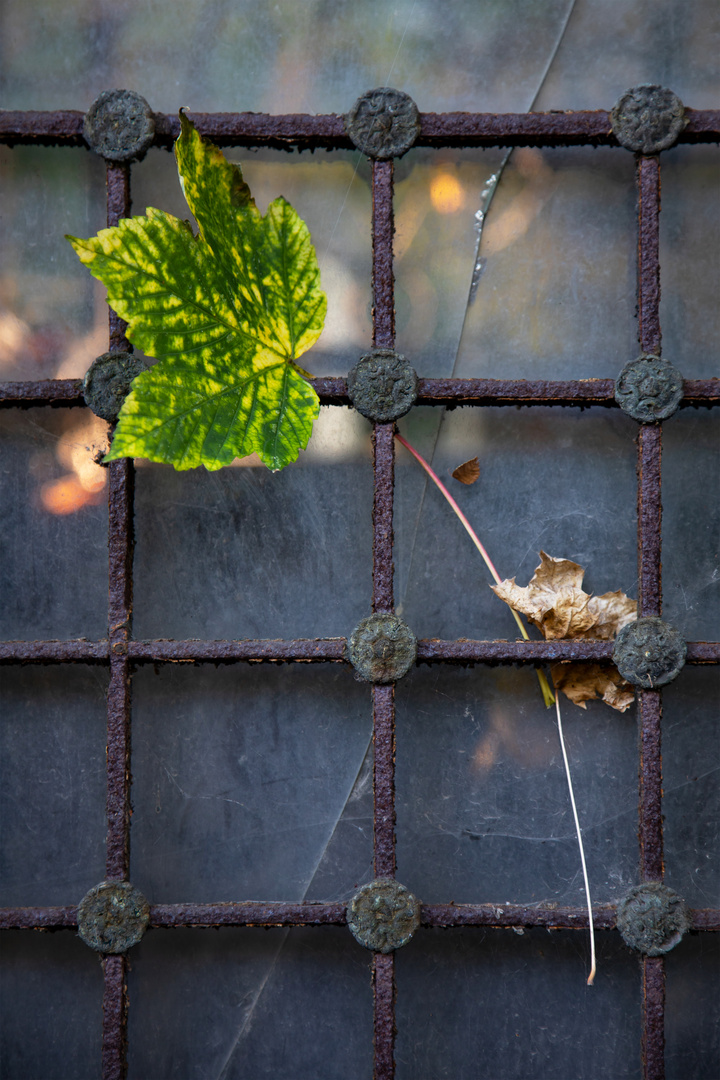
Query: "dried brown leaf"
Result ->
[[491, 551, 637, 712], [491, 551, 637, 641], [551, 663, 635, 713], [452, 457, 480, 485]]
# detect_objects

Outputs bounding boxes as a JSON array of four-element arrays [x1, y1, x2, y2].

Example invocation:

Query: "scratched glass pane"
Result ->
[[127, 927, 372, 1080], [395, 666, 637, 905], [130, 665, 373, 903], [660, 146, 720, 379], [0, 409, 109, 640], [0, 146, 106, 382], [454, 147, 636, 381], [132, 147, 372, 377], [396, 929, 641, 1080], [3, 0, 576, 114], [531, 1, 719, 110], [395, 407, 638, 643], [0, 666, 107, 907], [662, 411, 719, 642], [665, 934, 720, 1080], [133, 409, 373, 640], [663, 670, 720, 909], [0, 931, 102, 1080]]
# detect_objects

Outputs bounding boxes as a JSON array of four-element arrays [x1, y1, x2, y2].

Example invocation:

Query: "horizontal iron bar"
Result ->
[[1, 109, 718, 149], [1, 377, 717, 410], [1, 639, 717, 665], [3, 903, 718, 932]]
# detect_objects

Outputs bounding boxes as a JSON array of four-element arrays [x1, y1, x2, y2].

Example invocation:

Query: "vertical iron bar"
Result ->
[[101, 955, 128, 1080], [638, 690, 664, 883], [103, 161, 134, 1080], [373, 952, 396, 1080], [371, 160, 395, 350], [637, 425, 662, 618], [636, 156, 661, 356], [635, 153, 665, 1080], [373, 684, 396, 878], [372, 425, 395, 613], [370, 155, 398, 1079], [643, 957, 666, 1080]]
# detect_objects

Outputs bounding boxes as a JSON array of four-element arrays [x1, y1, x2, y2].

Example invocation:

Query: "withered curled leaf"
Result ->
[[491, 551, 637, 711], [452, 457, 480, 485], [551, 662, 635, 713]]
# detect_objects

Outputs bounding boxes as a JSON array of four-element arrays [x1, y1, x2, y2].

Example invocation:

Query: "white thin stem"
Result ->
[[555, 692, 596, 985], [395, 432, 555, 707]]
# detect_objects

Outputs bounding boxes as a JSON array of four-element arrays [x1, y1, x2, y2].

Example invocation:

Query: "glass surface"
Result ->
[[130, 664, 373, 903], [132, 146, 373, 377], [666, 933, 720, 1080], [395, 407, 638, 642], [133, 409, 373, 641], [3, 0, 718, 113], [396, 928, 641, 1079], [660, 146, 719, 380], [0, 408, 109, 640], [0, 666, 108, 906], [396, 667, 638, 905], [663, 411, 719, 642], [454, 146, 636, 381], [0, 147, 106, 382], [0, 931, 102, 1080], [127, 927, 372, 1080], [663, 669, 720, 908]]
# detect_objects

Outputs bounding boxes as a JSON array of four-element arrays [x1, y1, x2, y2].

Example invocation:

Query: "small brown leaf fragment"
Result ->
[[491, 551, 637, 641], [551, 663, 636, 713], [452, 457, 480, 485]]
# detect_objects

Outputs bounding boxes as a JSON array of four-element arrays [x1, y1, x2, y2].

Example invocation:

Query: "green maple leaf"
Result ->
[[67, 112, 326, 471]]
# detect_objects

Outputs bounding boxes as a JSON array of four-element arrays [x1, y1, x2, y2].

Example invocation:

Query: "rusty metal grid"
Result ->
[[1, 106, 719, 1080]]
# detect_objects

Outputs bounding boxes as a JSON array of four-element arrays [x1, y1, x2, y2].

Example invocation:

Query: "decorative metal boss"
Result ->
[[616, 883, 690, 956], [77, 880, 150, 954], [347, 613, 417, 683], [345, 87, 420, 159], [612, 617, 686, 690], [347, 879, 421, 952]]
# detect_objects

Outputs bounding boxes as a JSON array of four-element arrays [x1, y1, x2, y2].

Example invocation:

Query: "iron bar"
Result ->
[[3, 903, 719, 932], [637, 425, 663, 618], [638, 690, 664, 883], [2, 638, 718, 665], [643, 957, 665, 1080], [373, 684, 396, 879], [3, 108, 719, 149], [101, 955, 127, 1080], [3, 376, 718, 409], [373, 953, 395, 1080], [636, 156, 662, 356]]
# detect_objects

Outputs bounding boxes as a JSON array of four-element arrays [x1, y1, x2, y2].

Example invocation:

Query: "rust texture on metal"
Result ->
[[0, 640, 110, 663], [0, 907, 78, 929], [3, 376, 718, 409], [150, 902, 347, 927], [372, 160, 395, 348], [0, 379, 85, 406], [129, 638, 347, 663], [372, 424, 395, 613], [373, 684, 396, 879], [637, 424, 663, 617], [373, 952, 396, 1080], [643, 957, 665, 1080], [2, 636, 718, 668], [637, 156, 662, 355], [101, 954, 128, 1080], [2, 107, 719, 150], [638, 690, 664, 883], [4, 902, 717, 933], [421, 903, 618, 930], [418, 639, 616, 663], [105, 658, 132, 881], [106, 163, 132, 349]]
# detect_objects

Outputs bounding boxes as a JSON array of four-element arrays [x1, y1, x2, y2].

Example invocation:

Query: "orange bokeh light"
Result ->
[[40, 474, 105, 516], [430, 170, 465, 214]]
